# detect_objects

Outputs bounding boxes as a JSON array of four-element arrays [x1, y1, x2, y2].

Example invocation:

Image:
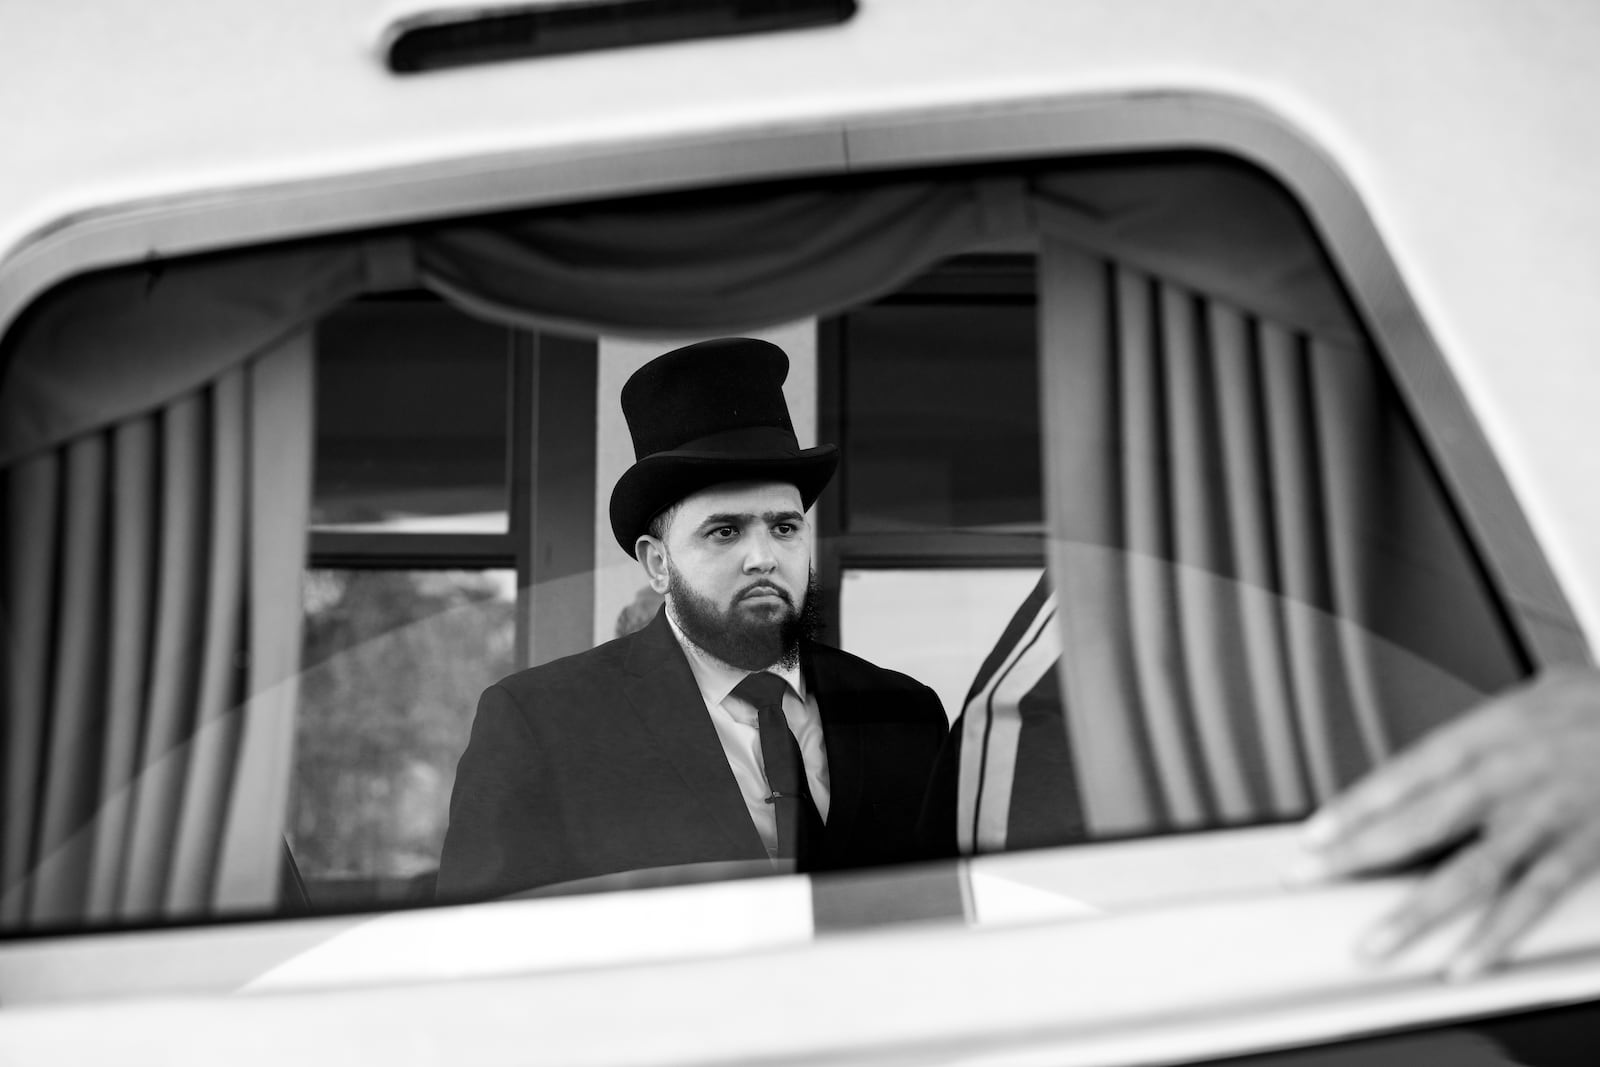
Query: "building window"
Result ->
[[819, 254, 1046, 718], [290, 293, 597, 906]]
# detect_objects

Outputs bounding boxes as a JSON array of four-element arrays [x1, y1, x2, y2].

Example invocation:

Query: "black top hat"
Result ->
[[609, 337, 839, 557]]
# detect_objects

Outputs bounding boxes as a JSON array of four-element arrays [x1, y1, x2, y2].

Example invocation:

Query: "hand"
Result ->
[[1294, 664, 1600, 980]]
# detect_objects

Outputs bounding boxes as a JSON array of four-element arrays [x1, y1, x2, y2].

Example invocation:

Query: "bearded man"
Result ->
[[436, 337, 948, 901]]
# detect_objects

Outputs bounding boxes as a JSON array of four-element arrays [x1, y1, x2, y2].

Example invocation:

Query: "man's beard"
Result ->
[[667, 566, 822, 672]]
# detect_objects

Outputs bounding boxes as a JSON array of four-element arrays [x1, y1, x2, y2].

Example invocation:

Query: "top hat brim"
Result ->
[[610, 445, 839, 557]]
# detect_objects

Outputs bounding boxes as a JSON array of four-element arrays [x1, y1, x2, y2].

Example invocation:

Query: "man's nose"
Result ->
[[741, 529, 777, 572]]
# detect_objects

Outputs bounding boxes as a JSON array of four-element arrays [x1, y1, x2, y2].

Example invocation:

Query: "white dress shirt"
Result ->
[[665, 611, 831, 858]]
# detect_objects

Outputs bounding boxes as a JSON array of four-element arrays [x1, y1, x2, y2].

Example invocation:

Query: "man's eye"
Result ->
[[772, 523, 797, 537], [708, 526, 738, 541]]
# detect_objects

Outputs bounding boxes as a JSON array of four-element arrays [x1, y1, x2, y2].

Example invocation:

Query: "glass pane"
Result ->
[[839, 567, 1043, 724], [0, 153, 1548, 952], [312, 296, 511, 533], [290, 568, 516, 908], [824, 242, 1527, 861], [841, 298, 1040, 533]]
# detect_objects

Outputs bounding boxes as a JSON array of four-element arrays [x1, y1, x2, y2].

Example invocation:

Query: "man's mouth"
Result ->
[[738, 583, 791, 605]]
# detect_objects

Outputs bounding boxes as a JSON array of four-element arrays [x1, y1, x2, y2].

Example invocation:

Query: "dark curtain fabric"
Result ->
[[0, 157, 1352, 467], [0, 176, 1039, 467], [949, 238, 1525, 851], [416, 178, 1021, 338], [0, 244, 374, 467], [1, 335, 311, 928], [1030, 159, 1361, 345]]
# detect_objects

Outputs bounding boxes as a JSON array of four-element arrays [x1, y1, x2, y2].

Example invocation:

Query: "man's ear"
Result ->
[[637, 536, 671, 594]]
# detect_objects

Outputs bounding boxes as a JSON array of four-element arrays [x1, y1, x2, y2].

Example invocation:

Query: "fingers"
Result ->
[[1299, 690, 1543, 878], [1357, 805, 1553, 963], [1447, 827, 1600, 981], [1353, 809, 1600, 982], [1290, 666, 1600, 980], [1304, 699, 1511, 852], [1297, 760, 1503, 883]]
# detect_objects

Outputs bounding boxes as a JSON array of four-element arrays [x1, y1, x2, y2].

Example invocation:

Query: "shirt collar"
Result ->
[[665, 605, 806, 713]]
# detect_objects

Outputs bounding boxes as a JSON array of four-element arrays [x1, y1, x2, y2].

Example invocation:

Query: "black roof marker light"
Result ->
[[386, 0, 859, 74]]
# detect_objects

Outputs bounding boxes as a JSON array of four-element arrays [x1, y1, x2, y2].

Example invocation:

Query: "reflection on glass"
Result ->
[[839, 566, 1044, 723], [312, 297, 511, 532], [290, 568, 516, 907]]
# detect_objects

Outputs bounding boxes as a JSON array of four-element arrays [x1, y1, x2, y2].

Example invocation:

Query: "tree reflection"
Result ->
[[290, 569, 515, 905]]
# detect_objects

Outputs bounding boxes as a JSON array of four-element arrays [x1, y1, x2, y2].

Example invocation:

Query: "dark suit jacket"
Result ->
[[436, 609, 948, 901]]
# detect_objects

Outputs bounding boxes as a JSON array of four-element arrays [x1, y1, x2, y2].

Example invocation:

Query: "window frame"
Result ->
[[307, 308, 601, 671], [9, 828, 1600, 1063], [2, 89, 1595, 1061], [294, 303, 600, 902], [306, 291, 527, 577], [816, 253, 1046, 642]]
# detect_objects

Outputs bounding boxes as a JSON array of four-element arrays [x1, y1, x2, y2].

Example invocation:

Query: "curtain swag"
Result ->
[[0, 160, 1355, 467]]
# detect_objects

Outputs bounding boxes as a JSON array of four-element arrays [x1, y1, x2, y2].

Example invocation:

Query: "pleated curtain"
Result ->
[[956, 237, 1522, 851], [1041, 241, 1381, 836], [2, 334, 311, 926]]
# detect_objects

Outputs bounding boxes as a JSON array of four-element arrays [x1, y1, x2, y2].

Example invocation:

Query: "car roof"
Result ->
[[7, 2, 1600, 646]]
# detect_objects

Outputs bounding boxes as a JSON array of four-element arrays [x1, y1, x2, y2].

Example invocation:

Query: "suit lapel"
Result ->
[[620, 611, 767, 858], [805, 644, 866, 850]]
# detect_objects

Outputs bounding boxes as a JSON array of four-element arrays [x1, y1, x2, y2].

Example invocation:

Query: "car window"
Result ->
[[0, 151, 1544, 931]]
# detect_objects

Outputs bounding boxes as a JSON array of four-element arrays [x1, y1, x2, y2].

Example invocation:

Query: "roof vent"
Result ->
[[387, 0, 858, 74]]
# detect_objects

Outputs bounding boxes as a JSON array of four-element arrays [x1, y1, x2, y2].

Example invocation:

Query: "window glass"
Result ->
[[838, 567, 1043, 722], [0, 153, 1545, 942], [840, 292, 1040, 535], [290, 568, 516, 908], [819, 241, 1526, 856], [312, 297, 512, 533]]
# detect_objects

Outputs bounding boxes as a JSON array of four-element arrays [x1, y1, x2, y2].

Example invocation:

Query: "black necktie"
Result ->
[[731, 671, 824, 866]]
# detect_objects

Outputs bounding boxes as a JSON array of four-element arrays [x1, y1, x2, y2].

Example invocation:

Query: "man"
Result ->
[[436, 337, 948, 901]]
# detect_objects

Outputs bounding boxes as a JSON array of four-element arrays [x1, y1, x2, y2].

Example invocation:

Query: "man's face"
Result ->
[[640, 480, 815, 670]]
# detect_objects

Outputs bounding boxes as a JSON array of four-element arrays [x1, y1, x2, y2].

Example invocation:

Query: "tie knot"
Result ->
[[732, 671, 789, 712]]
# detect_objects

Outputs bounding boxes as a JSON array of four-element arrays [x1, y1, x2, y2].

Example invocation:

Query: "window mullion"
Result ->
[[308, 530, 517, 569], [510, 329, 536, 671]]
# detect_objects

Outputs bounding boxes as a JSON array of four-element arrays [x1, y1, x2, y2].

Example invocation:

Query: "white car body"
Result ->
[[4, 2, 1600, 1063]]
